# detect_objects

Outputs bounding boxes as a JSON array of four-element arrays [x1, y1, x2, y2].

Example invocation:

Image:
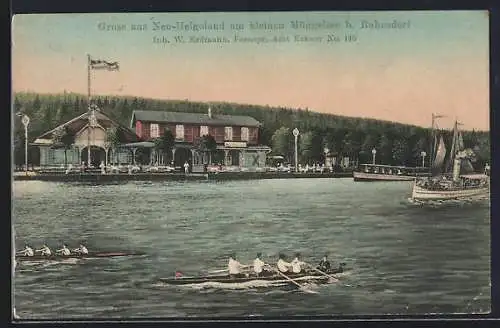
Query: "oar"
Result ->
[[208, 265, 251, 274], [303, 262, 338, 283], [271, 267, 318, 294], [207, 268, 228, 274]]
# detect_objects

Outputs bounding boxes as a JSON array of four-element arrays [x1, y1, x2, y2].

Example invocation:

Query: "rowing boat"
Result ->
[[15, 251, 145, 261], [160, 267, 346, 286]]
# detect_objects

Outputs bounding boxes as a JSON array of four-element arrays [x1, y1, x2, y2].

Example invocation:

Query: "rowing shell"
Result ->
[[160, 268, 346, 285], [15, 251, 146, 261]]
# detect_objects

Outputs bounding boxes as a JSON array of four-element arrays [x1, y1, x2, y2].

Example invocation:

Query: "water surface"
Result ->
[[12, 178, 490, 318]]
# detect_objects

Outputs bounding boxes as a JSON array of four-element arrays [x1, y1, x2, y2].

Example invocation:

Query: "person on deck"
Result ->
[[20, 244, 34, 257], [65, 164, 73, 175], [228, 254, 245, 278], [317, 254, 331, 272], [291, 253, 307, 274], [100, 161, 106, 174], [184, 161, 190, 174], [37, 245, 52, 256], [253, 253, 271, 277], [73, 244, 89, 255], [277, 253, 292, 273], [56, 244, 71, 256]]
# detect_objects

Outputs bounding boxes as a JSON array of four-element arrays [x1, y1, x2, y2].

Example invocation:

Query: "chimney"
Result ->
[[208, 106, 212, 119]]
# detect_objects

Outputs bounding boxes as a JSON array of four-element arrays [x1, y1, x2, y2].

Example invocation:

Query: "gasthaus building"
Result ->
[[31, 106, 271, 171], [130, 107, 271, 171]]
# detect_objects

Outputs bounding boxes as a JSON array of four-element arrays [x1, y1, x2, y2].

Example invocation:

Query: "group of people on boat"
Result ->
[[17, 244, 88, 257], [227, 253, 339, 278], [416, 174, 488, 191]]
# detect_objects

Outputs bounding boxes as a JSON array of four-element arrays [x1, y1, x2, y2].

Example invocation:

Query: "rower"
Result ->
[[228, 253, 244, 278], [277, 253, 292, 273], [37, 244, 52, 256], [20, 244, 34, 257], [291, 253, 306, 274], [56, 244, 71, 256], [73, 244, 89, 255], [317, 254, 331, 272], [253, 252, 271, 277]]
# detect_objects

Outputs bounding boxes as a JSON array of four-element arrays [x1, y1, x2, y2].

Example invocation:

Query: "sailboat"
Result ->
[[411, 118, 490, 201]]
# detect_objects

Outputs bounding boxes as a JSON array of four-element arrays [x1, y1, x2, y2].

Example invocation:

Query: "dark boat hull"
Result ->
[[353, 171, 429, 182], [16, 251, 145, 261], [160, 268, 345, 285]]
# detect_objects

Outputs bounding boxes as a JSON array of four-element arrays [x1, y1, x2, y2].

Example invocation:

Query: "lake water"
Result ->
[[12, 178, 491, 319]]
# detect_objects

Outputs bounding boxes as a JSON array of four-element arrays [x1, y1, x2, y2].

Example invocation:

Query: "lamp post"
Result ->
[[420, 151, 426, 168], [324, 146, 329, 166], [21, 115, 30, 174], [371, 148, 377, 165], [293, 128, 300, 173]]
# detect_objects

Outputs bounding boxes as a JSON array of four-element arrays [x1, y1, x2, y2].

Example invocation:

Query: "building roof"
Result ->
[[32, 109, 139, 145], [130, 110, 262, 128]]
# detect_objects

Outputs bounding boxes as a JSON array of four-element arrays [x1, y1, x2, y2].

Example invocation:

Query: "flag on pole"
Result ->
[[90, 59, 120, 71]]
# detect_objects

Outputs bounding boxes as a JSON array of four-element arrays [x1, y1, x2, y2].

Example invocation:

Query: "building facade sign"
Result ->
[[224, 141, 247, 148]]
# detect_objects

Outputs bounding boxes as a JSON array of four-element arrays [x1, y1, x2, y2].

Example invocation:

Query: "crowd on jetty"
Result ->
[[15, 161, 352, 176]]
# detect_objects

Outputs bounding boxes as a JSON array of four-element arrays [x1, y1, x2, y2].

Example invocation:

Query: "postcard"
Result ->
[[11, 10, 490, 320]]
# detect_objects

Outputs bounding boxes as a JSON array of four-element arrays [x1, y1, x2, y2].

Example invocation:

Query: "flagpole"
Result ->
[[84, 55, 118, 168], [430, 113, 436, 172], [87, 54, 91, 103], [87, 54, 92, 167]]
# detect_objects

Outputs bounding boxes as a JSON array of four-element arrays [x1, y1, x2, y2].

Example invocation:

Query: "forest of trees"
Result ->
[[12, 91, 491, 170]]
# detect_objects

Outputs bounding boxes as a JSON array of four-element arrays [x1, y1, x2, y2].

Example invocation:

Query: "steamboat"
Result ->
[[411, 117, 490, 201], [353, 164, 429, 182]]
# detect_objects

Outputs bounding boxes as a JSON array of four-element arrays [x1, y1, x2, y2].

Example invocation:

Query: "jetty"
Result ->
[[13, 171, 352, 182]]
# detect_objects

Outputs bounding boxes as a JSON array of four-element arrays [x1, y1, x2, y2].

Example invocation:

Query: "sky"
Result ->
[[12, 11, 490, 131]]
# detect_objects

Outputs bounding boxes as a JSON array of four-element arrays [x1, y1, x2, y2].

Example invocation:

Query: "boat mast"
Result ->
[[87, 54, 92, 166]]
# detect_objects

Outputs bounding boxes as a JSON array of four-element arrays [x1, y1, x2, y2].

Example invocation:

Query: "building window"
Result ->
[[224, 127, 233, 141], [176, 124, 184, 140], [200, 125, 209, 136], [241, 127, 249, 141], [150, 123, 160, 138]]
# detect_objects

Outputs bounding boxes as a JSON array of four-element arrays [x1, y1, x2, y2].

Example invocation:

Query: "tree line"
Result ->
[[12, 92, 490, 170]]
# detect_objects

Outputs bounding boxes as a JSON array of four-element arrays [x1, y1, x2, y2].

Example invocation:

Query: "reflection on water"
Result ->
[[13, 179, 490, 318]]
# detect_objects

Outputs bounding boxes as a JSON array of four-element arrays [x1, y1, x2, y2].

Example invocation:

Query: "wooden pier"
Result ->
[[13, 171, 353, 182]]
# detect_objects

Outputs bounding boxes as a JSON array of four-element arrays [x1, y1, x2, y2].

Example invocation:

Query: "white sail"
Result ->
[[459, 148, 476, 174], [458, 132, 465, 151], [432, 136, 446, 171]]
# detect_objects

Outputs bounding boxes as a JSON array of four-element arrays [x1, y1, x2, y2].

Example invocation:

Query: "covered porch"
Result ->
[[190, 144, 271, 172]]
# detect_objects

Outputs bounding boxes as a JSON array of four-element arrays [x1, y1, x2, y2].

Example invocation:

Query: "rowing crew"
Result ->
[[228, 253, 335, 278], [17, 244, 89, 257]]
